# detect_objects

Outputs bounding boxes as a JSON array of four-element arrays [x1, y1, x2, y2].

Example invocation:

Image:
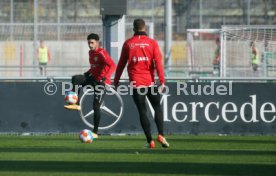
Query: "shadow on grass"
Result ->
[[2, 136, 276, 144], [0, 160, 275, 175], [170, 138, 276, 144], [0, 147, 276, 156]]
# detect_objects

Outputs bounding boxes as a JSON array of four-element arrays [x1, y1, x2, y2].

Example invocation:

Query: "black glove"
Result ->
[[99, 77, 106, 85]]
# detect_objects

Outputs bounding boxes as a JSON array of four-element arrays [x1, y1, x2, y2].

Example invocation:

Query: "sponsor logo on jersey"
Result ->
[[132, 57, 137, 62]]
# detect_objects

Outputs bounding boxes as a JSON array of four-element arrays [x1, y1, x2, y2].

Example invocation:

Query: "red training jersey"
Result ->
[[114, 33, 165, 87], [88, 48, 116, 85]]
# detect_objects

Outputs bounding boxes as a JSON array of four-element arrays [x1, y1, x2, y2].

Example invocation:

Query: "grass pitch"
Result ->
[[0, 134, 275, 176]]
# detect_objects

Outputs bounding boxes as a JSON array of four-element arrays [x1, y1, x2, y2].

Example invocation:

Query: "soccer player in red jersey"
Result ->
[[114, 19, 169, 148], [64, 33, 116, 138]]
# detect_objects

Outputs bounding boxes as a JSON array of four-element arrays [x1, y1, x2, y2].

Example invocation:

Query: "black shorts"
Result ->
[[39, 63, 47, 68], [72, 74, 106, 104]]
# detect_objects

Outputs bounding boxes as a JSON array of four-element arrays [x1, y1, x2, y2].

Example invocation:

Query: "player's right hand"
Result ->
[[158, 84, 165, 94]]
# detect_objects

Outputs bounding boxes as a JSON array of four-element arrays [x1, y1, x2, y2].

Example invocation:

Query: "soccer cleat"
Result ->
[[157, 135, 170, 148], [144, 140, 155, 149], [64, 104, 81, 111], [92, 132, 98, 139]]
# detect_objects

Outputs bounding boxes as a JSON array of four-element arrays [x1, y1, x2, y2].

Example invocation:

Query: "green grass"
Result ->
[[0, 134, 275, 176]]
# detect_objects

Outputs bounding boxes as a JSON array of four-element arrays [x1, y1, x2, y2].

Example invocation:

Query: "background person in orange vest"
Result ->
[[37, 40, 51, 76]]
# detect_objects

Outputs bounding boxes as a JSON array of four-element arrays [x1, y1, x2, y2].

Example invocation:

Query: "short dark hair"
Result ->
[[133, 19, 146, 32], [87, 33, 99, 41]]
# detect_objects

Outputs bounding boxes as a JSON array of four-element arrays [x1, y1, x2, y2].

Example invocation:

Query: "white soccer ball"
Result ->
[[64, 91, 78, 105], [79, 129, 94, 143]]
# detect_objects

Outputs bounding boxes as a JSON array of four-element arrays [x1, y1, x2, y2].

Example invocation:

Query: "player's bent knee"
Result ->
[[72, 74, 86, 85]]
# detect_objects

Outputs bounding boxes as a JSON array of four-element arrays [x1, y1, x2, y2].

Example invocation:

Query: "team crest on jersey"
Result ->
[[130, 43, 135, 49], [94, 56, 98, 62]]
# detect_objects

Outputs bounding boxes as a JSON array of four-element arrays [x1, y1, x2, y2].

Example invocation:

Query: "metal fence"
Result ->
[[0, 22, 157, 77], [221, 25, 276, 78], [1, 0, 275, 35], [1, 0, 276, 78], [185, 26, 276, 78], [0, 23, 102, 77]]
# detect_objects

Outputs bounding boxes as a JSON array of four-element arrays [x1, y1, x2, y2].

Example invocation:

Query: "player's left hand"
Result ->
[[98, 77, 106, 85]]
